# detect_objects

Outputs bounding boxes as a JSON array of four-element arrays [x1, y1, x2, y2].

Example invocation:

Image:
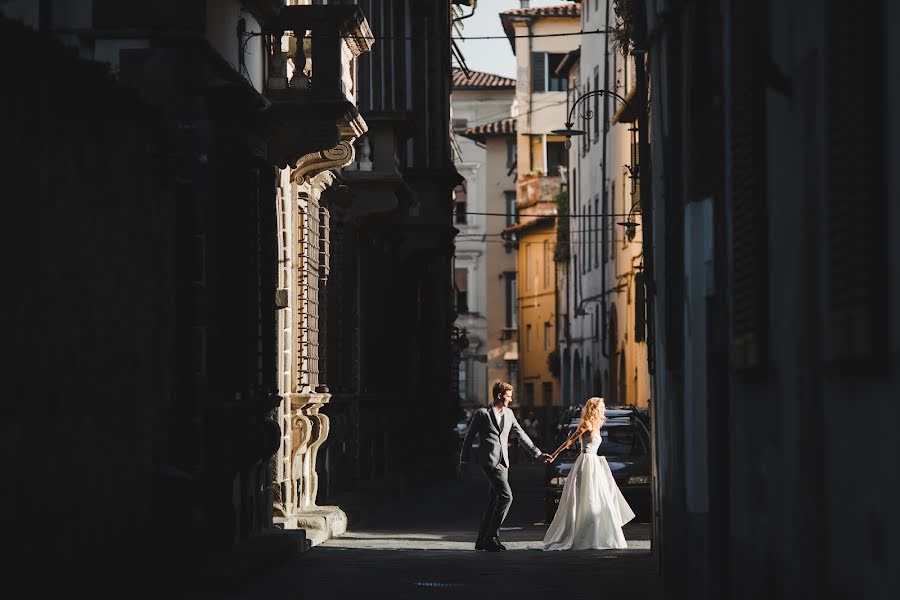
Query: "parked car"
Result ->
[[544, 405, 651, 522]]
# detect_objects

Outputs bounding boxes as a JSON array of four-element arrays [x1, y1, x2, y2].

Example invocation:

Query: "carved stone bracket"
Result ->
[[291, 140, 355, 185]]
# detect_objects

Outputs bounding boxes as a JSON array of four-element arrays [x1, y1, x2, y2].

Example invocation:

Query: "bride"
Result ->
[[542, 397, 635, 550]]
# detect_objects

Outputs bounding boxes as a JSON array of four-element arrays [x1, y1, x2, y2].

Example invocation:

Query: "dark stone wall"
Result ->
[[1, 17, 178, 594], [1, 17, 281, 595]]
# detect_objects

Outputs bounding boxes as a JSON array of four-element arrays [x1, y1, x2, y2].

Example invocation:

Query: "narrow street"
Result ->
[[183, 462, 662, 599]]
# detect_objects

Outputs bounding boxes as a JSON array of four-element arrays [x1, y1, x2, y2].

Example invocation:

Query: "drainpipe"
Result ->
[[527, 19, 534, 172], [600, 0, 611, 361]]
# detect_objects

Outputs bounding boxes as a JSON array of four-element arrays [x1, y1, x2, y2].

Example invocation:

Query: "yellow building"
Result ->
[[500, 3, 580, 407]]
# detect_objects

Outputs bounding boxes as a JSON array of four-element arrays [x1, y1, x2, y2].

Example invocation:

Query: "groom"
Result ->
[[458, 381, 551, 551]]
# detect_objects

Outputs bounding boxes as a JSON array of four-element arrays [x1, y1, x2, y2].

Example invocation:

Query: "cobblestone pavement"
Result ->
[[186, 460, 665, 600]]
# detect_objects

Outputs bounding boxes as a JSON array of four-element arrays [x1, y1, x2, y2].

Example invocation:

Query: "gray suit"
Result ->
[[459, 406, 542, 544]]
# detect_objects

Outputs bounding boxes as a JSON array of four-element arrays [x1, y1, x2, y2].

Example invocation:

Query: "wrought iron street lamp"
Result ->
[[551, 88, 636, 148], [553, 88, 641, 235]]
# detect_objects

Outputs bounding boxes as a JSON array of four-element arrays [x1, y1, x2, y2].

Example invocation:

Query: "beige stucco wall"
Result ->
[[512, 16, 581, 173], [517, 223, 558, 406], [484, 134, 518, 391]]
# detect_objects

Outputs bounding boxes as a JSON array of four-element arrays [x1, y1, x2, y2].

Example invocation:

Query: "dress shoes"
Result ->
[[475, 537, 506, 552]]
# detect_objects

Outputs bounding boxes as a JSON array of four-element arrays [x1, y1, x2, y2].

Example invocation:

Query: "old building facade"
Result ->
[[3, 0, 459, 593], [636, 0, 900, 598], [316, 0, 463, 495], [501, 3, 581, 410], [558, 0, 650, 410], [452, 68, 517, 409]]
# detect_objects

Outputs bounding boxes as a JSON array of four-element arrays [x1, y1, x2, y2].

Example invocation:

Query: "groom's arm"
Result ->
[[459, 411, 482, 464], [510, 417, 543, 459]]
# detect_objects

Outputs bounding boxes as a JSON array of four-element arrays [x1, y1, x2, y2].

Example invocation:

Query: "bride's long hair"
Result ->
[[579, 397, 606, 432]]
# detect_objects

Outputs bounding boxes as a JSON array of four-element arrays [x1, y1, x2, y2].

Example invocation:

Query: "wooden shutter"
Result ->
[[728, 0, 769, 370], [823, 0, 886, 361], [532, 52, 546, 92], [630, 141, 641, 210], [635, 271, 647, 342]]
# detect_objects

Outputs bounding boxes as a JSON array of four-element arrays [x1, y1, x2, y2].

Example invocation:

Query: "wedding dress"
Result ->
[[542, 429, 635, 550]]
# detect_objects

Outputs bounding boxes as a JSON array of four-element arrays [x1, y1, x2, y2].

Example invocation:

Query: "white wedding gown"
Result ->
[[542, 430, 635, 550]]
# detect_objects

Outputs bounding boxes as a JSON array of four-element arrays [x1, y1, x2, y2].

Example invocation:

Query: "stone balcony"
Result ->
[[515, 173, 560, 227], [517, 172, 561, 209]]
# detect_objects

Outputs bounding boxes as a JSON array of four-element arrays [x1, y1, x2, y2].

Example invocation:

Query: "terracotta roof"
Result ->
[[499, 3, 581, 49], [460, 117, 517, 142], [500, 3, 581, 19], [452, 68, 516, 90]]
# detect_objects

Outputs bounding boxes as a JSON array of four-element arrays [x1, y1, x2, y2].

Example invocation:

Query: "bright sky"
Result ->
[[454, 1, 573, 80]]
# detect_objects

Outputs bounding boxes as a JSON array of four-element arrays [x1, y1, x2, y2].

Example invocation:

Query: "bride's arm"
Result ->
[[548, 425, 587, 462]]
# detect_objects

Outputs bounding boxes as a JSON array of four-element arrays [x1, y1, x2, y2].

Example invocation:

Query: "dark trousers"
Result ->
[[477, 464, 513, 543]]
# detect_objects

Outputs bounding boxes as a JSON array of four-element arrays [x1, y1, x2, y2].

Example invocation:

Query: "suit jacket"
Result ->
[[459, 406, 542, 468]]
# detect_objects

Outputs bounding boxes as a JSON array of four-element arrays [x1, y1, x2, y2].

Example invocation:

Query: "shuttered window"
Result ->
[[532, 52, 546, 92], [635, 272, 647, 342], [823, 0, 887, 361], [728, 0, 769, 370]]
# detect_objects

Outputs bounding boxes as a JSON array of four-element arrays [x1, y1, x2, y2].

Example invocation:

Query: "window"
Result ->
[[504, 272, 517, 328], [594, 195, 600, 267], [532, 52, 569, 93], [506, 137, 516, 170], [602, 187, 609, 264], [593, 66, 600, 140], [505, 191, 517, 227], [525, 243, 534, 291], [546, 53, 568, 91], [546, 140, 567, 177], [543, 240, 551, 287], [526, 324, 533, 351], [586, 201, 591, 272], [582, 81, 590, 156], [574, 255, 579, 302], [454, 267, 468, 313], [635, 272, 647, 342], [610, 182, 616, 261], [587, 200, 593, 272], [525, 383, 535, 405], [544, 322, 551, 350], [542, 381, 553, 405], [454, 183, 467, 224]]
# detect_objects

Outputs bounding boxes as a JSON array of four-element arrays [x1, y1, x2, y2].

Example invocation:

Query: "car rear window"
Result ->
[[598, 424, 646, 456]]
